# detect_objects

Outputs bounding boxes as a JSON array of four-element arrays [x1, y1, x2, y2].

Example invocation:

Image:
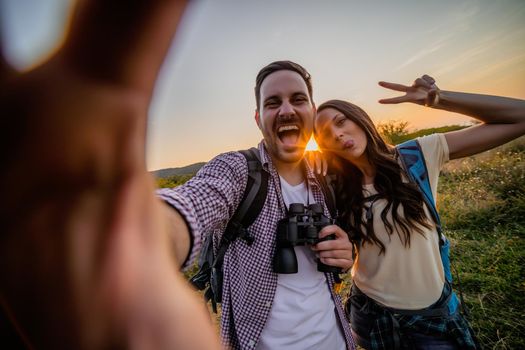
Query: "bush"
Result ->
[[377, 120, 467, 145]]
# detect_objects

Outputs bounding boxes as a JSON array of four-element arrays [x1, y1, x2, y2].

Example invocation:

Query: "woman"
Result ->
[[313, 75, 525, 350]]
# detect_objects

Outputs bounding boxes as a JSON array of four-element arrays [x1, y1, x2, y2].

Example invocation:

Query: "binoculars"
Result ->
[[273, 203, 341, 274]]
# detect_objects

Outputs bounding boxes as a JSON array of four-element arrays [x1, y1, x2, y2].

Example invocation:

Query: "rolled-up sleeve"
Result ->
[[157, 152, 248, 269], [417, 133, 450, 201]]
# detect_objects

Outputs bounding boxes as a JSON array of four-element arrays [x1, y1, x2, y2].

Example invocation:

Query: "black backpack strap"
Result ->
[[213, 147, 268, 263], [192, 148, 269, 312], [235, 148, 269, 230], [314, 172, 338, 219]]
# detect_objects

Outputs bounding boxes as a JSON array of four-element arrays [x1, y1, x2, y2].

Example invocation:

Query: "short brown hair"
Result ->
[[254, 61, 313, 110]]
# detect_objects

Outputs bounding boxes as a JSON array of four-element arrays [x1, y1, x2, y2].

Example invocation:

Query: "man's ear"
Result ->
[[254, 109, 261, 129]]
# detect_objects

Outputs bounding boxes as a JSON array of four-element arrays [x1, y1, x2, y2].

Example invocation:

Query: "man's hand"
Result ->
[[378, 74, 440, 107], [312, 225, 354, 272], [0, 1, 220, 349]]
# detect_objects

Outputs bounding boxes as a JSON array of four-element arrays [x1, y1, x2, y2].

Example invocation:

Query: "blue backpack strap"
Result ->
[[396, 139, 459, 315], [396, 140, 442, 235]]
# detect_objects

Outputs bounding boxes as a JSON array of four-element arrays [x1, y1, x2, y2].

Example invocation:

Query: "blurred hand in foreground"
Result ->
[[0, 1, 220, 349]]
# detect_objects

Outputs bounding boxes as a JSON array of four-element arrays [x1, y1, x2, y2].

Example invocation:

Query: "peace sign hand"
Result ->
[[378, 74, 440, 107]]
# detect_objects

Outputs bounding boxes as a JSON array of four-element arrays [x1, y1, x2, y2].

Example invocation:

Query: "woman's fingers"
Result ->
[[413, 77, 433, 89], [379, 75, 439, 105], [378, 81, 409, 92], [378, 81, 411, 104], [422, 74, 436, 85], [378, 95, 410, 104]]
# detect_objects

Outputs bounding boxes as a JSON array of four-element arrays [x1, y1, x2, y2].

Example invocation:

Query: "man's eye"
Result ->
[[265, 101, 279, 108]]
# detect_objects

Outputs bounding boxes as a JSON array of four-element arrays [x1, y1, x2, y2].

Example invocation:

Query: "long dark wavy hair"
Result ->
[[316, 100, 433, 254]]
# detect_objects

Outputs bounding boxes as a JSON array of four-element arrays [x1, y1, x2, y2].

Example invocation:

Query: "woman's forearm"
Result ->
[[433, 90, 525, 124]]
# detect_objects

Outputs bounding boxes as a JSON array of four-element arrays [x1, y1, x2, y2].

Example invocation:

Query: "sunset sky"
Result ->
[[2, 0, 525, 170]]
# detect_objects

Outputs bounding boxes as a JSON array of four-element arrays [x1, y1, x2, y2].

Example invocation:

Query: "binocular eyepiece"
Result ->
[[273, 203, 341, 274]]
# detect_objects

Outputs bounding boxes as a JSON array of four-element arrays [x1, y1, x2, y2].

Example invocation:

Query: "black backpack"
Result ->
[[189, 148, 337, 312]]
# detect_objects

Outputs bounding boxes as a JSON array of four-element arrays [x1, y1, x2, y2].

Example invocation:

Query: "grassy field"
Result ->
[[436, 137, 525, 349], [177, 134, 525, 349]]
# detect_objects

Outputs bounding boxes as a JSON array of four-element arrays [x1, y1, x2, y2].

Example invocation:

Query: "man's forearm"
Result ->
[[161, 202, 192, 267]]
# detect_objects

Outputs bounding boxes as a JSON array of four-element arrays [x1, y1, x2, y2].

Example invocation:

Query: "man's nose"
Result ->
[[278, 100, 295, 117]]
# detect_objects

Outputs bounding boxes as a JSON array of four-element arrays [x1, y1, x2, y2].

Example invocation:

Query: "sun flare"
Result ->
[[305, 135, 320, 152]]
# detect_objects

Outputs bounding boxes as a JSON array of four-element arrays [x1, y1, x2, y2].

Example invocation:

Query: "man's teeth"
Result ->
[[278, 125, 299, 132]]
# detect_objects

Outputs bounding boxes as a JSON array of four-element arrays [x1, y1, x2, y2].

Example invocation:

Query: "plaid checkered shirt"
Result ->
[[349, 283, 478, 349], [157, 142, 356, 350]]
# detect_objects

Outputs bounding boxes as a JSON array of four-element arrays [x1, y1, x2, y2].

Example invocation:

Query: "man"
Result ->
[[0, 1, 220, 349], [158, 61, 356, 349]]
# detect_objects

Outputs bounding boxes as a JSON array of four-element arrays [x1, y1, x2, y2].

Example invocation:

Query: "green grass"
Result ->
[[436, 137, 525, 349]]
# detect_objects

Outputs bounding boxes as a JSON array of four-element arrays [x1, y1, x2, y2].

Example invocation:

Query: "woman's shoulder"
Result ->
[[415, 133, 450, 162]]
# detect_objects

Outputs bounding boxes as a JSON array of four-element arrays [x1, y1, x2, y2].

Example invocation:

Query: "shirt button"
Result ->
[[265, 301, 272, 308], [248, 339, 256, 348]]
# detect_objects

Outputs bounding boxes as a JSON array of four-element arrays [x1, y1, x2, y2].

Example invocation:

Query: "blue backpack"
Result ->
[[397, 139, 460, 315]]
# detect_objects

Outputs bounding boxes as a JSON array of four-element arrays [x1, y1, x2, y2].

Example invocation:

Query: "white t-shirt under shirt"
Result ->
[[351, 133, 450, 310], [256, 176, 346, 350]]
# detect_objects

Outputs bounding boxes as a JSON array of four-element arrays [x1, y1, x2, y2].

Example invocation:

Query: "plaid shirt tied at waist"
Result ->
[[348, 282, 478, 350]]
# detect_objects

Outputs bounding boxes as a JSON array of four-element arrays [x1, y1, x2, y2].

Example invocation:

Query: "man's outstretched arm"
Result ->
[[0, 1, 219, 349]]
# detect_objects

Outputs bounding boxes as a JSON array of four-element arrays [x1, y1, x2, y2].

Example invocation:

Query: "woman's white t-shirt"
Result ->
[[352, 133, 450, 310]]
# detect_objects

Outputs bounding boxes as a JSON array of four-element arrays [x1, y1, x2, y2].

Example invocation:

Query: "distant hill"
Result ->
[[151, 162, 206, 179]]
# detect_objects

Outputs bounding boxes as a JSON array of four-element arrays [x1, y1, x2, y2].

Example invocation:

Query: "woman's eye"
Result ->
[[336, 118, 346, 126]]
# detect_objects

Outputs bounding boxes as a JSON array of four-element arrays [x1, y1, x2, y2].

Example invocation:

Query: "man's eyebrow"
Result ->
[[263, 95, 280, 103], [263, 91, 308, 104], [291, 91, 308, 97]]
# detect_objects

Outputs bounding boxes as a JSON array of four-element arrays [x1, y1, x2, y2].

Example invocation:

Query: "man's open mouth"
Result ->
[[277, 125, 301, 146]]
